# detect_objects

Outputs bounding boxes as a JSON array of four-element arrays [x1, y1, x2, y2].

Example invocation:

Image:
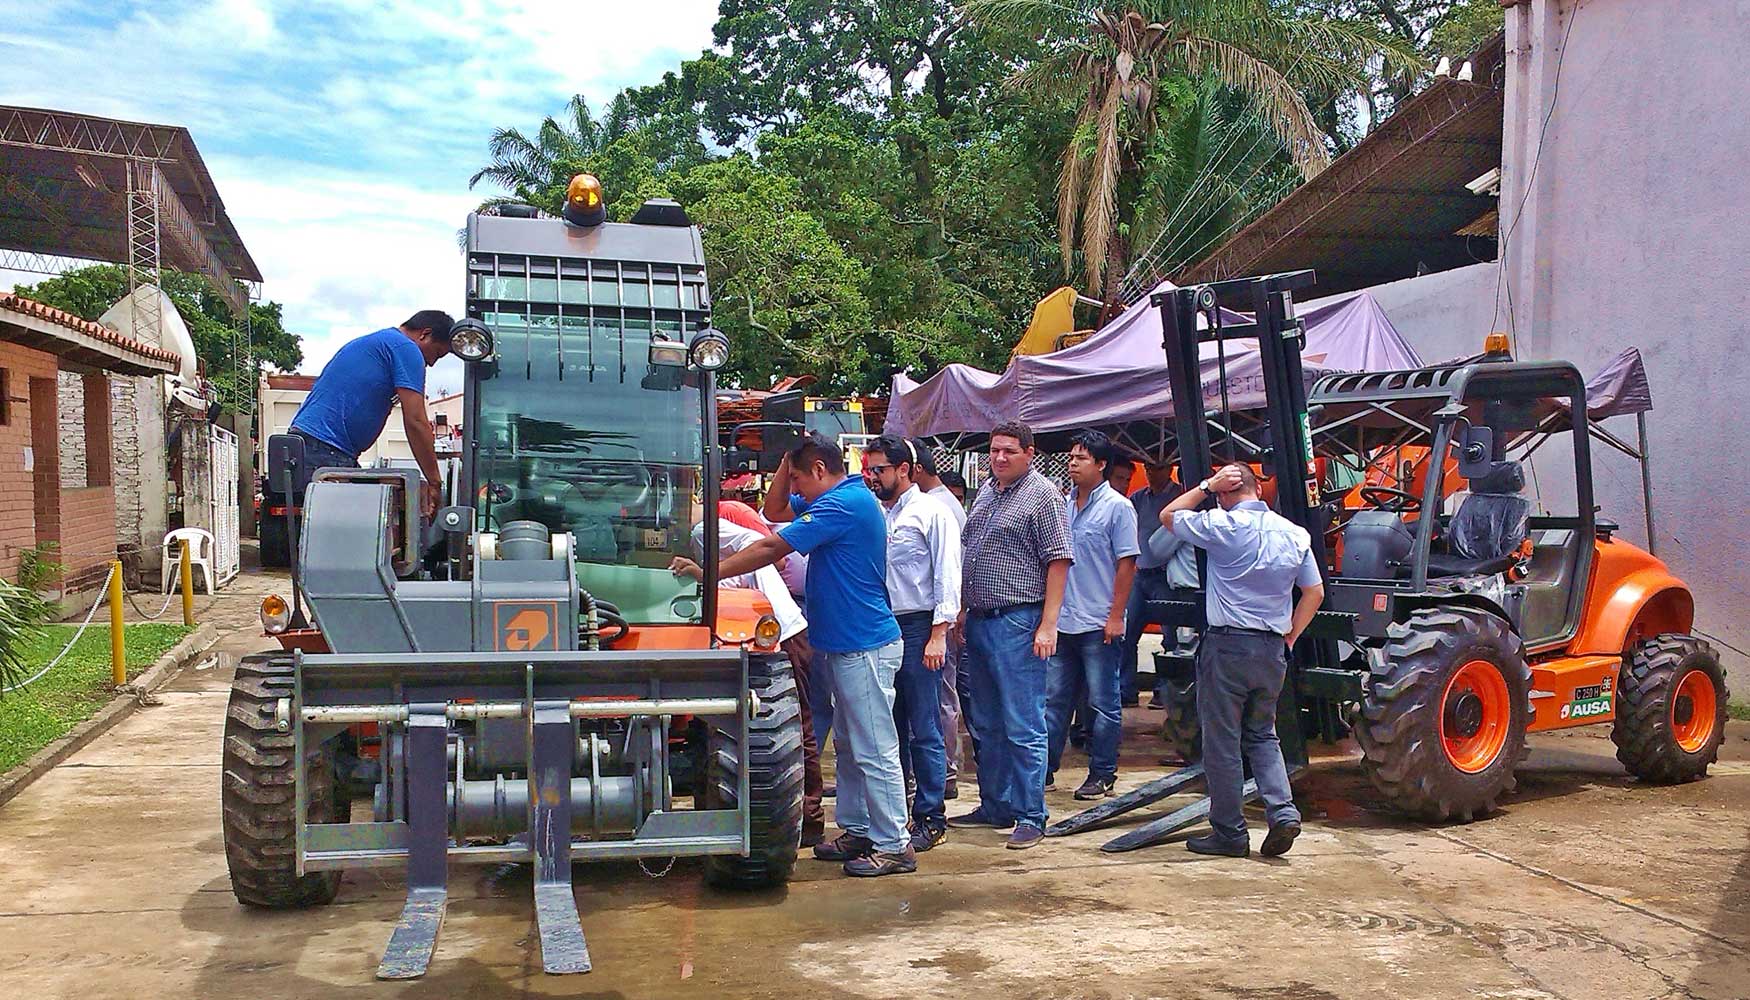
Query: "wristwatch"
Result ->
[[1198, 478, 1211, 492]]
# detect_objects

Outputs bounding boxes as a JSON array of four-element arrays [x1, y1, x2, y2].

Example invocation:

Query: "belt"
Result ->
[[970, 601, 1042, 619], [894, 610, 934, 622], [1206, 625, 1281, 639]]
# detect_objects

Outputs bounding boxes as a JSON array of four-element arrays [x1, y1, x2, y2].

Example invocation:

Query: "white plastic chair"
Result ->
[[160, 528, 217, 595]]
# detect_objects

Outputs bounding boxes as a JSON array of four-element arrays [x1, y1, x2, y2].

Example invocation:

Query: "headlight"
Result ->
[[260, 594, 291, 635], [752, 614, 782, 650], [648, 335, 688, 368], [689, 328, 730, 371], [451, 319, 494, 362]]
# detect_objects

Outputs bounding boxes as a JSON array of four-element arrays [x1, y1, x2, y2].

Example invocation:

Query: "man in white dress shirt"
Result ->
[[864, 435, 962, 850]]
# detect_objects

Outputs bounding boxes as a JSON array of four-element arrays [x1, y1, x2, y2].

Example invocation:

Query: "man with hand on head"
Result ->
[[1044, 431, 1138, 801], [862, 435, 961, 852], [947, 420, 1073, 850], [674, 433, 914, 876], [1160, 463, 1323, 859]]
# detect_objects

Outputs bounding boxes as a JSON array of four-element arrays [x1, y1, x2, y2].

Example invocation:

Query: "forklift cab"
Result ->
[[1315, 355, 1597, 650]]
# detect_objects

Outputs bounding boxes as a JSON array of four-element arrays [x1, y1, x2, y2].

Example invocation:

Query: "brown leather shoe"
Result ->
[[844, 847, 917, 877]]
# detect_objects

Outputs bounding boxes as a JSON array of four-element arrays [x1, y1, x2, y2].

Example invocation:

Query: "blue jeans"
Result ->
[[1046, 629, 1123, 782], [892, 612, 947, 826], [810, 648, 835, 754], [823, 640, 909, 853], [964, 605, 1050, 830], [1120, 570, 1178, 700]]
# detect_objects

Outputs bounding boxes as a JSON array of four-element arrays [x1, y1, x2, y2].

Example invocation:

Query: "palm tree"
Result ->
[[962, 0, 1420, 301], [468, 95, 616, 211]]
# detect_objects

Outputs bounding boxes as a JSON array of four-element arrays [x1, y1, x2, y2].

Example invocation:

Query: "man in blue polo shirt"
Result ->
[[669, 432, 913, 877], [289, 310, 455, 516]]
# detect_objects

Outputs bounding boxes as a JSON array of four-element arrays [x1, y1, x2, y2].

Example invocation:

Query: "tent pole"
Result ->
[[1637, 411, 1656, 556]]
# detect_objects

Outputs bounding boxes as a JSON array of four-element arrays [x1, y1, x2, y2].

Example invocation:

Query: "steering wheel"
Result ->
[[1359, 485, 1422, 513]]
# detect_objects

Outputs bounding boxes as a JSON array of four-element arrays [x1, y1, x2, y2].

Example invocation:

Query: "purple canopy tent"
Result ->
[[886, 281, 1422, 458]]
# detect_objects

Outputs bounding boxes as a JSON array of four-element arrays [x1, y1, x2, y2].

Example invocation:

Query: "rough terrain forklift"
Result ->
[[221, 174, 802, 978], [1051, 270, 1725, 849]]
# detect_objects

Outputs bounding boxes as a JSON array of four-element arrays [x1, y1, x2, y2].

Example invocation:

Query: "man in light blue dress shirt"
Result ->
[[1162, 463, 1324, 859]]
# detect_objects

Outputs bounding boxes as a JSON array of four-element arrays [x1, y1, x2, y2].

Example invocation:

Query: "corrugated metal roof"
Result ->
[[1177, 33, 1506, 298]]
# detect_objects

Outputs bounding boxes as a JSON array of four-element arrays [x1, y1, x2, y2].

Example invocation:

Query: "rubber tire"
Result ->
[[1354, 607, 1530, 822], [259, 516, 290, 568], [1611, 635, 1727, 784], [1158, 677, 1203, 763], [222, 651, 343, 907], [702, 654, 804, 890]]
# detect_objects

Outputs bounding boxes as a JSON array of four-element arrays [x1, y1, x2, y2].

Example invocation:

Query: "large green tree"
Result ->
[[963, 0, 1418, 299], [12, 266, 300, 407]]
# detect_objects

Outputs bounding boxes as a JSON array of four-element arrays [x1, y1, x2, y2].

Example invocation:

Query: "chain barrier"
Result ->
[[2, 564, 117, 694]]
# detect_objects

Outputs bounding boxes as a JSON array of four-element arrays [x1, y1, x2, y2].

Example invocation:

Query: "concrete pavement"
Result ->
[[1, 563, 1747, 999]]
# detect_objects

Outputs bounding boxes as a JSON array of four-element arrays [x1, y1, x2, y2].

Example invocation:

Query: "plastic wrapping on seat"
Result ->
[[1449, 464, 1530, 562]]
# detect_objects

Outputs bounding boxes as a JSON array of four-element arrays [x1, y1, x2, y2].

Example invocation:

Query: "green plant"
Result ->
[[0, 578, 53, 692]]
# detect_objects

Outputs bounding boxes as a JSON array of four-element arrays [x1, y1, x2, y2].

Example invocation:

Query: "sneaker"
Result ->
[[1073, 776, 1115, 800], [1122, 694, 1141, 708], [844, 847, 917, 877], [812, 831, 873, 861], [909, 822, 948, 853], [1146, 694, 1167, 711], [947, 807, 1011, 830], [1186, 833, 1249, 858], [1005, 824, 1044, 850], [1260, 821, 1301, 858]]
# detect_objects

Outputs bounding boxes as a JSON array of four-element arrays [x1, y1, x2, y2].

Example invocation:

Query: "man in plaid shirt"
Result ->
[[947, 420, 1073, 849]]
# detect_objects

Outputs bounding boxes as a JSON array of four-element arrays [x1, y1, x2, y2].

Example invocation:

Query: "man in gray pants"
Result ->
[[1160, 463, 1325, 858]]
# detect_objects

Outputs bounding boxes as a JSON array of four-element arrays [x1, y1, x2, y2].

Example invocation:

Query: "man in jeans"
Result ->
[[862, 435, 961, 851], [289, 311, 456, 518], [906, 437, 967, 799], [676, 432, 914, 876], [1160, 463, 1323, 859], [948, 420, 1072, 849], [1044, 431, 1138, 800]]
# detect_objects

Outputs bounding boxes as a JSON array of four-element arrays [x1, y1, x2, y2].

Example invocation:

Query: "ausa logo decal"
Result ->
[[496, 605, 557, 651]]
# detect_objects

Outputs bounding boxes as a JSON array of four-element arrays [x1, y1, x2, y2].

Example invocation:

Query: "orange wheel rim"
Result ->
[[1440, 659, 1511, 773], [1671, 670, 1717, 753]]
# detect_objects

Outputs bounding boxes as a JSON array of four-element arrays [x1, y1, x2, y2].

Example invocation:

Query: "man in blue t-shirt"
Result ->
[[289, 310, 454, 516], [669, 432, 913, 877]]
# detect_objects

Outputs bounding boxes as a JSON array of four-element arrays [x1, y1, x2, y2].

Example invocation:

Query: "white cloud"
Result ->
[[1, 0, 721, 378]]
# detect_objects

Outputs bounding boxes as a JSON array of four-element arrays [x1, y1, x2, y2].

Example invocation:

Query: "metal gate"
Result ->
[[209, 424, 240, 584]]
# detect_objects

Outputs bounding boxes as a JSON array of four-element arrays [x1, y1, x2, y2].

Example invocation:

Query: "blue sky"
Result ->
[[1, 0, 720, 393]]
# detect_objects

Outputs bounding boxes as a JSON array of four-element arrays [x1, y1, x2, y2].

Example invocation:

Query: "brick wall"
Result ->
[[57, 487, 116, 590], [0, 342, 56, 582], [57, 370, 86, 488]]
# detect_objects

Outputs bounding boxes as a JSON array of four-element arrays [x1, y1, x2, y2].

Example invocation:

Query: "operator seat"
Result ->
[[1427, 462, 1531, 577]]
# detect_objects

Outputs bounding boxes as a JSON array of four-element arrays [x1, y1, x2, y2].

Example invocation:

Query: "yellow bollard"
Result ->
[[109, 560, 125, 686], [180, 539, 196, 626]]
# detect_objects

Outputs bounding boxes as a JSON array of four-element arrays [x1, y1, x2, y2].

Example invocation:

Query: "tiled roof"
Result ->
[[0, 292, 182, 367]]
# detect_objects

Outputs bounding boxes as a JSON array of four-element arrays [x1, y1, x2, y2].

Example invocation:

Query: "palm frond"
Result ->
[[1081, 74, 1125, 294], [1173, 36, 1330, 176], [1056, 109, 1094, 280]]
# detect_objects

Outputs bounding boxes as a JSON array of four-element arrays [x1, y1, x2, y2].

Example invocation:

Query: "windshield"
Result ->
[[472, 314, 705, 625]]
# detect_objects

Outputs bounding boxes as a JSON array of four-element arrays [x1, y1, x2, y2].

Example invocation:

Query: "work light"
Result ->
[[450, 319, 494, 362], [689, 328, 730, 371], [562, 173, 607, 227]]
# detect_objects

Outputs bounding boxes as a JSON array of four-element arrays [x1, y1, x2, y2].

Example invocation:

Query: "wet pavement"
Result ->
[[1, 560, 1747, 999]]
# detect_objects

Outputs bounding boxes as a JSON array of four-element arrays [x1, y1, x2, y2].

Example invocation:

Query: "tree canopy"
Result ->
[[469, 0, 1501, 393]]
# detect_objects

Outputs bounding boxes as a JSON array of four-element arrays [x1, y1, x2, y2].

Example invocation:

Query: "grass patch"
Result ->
[[1729, 702, 1750, 722], [0, 623, 194, 773]]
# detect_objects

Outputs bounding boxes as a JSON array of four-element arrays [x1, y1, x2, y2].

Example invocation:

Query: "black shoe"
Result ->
[[812, 831, 873, 861], [822, 783, 837, 798], [1145, 694, 1167, 711], [844, 847, 917, 877], [801, 823, 826, 849], [1069, 734, 1087, 750], [1005, 824, 1044, 850], [909, 822, 947, 853], [947, 807, 1011, 829], [1260, 821, 1301, 858], [944, 778, 959, 800], [1073, 776, 1115, 800], [1122, 694, 1141, 708], [1043, 774, 1057, 792], [1186, 834, 1249, 858]]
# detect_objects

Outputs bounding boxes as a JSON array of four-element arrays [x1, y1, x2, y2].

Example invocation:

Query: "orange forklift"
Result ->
[[1052, 271, 1725, 849]]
